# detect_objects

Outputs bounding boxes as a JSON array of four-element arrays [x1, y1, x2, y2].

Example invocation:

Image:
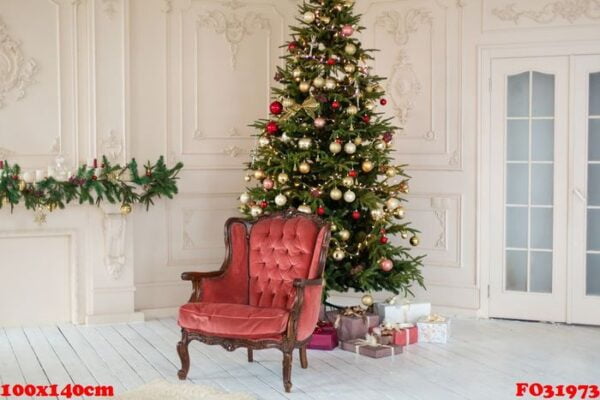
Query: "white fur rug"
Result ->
[[117, 380, 255, 400]]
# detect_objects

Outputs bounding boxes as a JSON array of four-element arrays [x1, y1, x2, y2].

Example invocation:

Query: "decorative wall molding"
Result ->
[[0, 147, 15, 159], [492, 0, 600, 25], [223, 145, 243, 158], [103, 212, 126, 280], [102, 0, 119, 19], [375, 9, 433, 46], [197, 10, 270, 70], [0, 17, 38, 109], [161, 0, 173, 14], [50, 137, 60, 154], [386, 51, 422, 129]]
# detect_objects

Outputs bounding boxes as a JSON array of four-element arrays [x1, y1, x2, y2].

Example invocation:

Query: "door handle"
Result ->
[[573, 188, 587, 202]]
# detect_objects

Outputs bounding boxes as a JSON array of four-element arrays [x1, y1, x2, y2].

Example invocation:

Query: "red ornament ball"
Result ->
[[348, 169, 358, 178], [317, 206, 326, 216], [270, 101, 283, 115], [379, 258, 393, 272], [260, 200, 268, 209], [380, 98, 388, 106], [351, 210, 361, 220], [380, 236, 389, 244], [288, 42, 298, 52], [362, 115, 371, 124], [331, 100, 341, 110], [383, 132, 394, 143], [266, 121, 279, 135], [327, 58, 337, 66]]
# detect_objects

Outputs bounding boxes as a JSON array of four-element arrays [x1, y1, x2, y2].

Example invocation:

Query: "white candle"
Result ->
[[35, 169, 46, 182], [22, 171, 34, 183], [47, 166, 55, 178]]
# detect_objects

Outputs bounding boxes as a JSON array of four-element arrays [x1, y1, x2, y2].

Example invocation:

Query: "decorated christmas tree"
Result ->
[[238, 0, 424, 298]]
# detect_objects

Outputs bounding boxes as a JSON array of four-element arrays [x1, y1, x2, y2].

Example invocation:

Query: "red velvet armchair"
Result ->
[[176, 210, 331, 392]]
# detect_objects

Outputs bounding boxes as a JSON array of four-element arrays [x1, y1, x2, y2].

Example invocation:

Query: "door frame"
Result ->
[[478, 42, 600, 322]]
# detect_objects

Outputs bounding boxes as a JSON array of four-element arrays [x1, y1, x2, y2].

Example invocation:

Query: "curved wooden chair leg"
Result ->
[[177, 330, 190, 380], [299, 345, 308, 369], [247, 348, 254, 362], [282, 350, 293, 393]]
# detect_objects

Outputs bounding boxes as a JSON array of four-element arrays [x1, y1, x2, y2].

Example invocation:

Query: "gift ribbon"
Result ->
[[279, 97, 319, 121], [353, 335, 397, 356], [423, 314, 446, 323], [333, 306, 371, 328]]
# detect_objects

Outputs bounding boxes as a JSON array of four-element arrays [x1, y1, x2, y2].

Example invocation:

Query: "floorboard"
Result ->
[[0, 318, 596, 400]]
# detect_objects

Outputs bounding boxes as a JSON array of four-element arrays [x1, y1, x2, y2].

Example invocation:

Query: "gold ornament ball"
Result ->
[[299, 81, 311, 93], [386, 167, 397, 177], [331, 224, 337, 232], [325, 79, 337, 90], [362, 160, 374, 173], [298, 204, 312, 214], [282, 98, 295, 108], [120, 204, 132, 215], [354, 136, 363, 145], [277, 173, 289, 184], [410, 235, 420, 247], [342, 176, 354, 188], [329, 141, 342, 154], [313, 76, 325, 88], [330, 187, 343, 201], [18, 180, 26, 191], [339, 229, 351, 241], [332, 248, 345, 261], [394, 207, 405, 219], [346, 105, 358, 115], [361, 294, 374, 307], [400, 182, 410, 193], [299, 162, 311, 174], [292, 68, 303, 78], [320, 15, 331, 24], [375, 140, 386, 151], [365, 102, 375, 111], [254, 170, 266, 180], [303, 11, 316, 23], [344, 64, 356, 73], [401, 231, 409, 239], [344, 43, 357, 55], [366, 85, 374, 93]]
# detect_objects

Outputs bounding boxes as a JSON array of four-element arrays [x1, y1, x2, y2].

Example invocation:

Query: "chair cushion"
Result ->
[[178, 302, 289, 340]]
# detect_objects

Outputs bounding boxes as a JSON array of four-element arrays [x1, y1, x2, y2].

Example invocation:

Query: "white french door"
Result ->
[[489, 57, 569, 322], [488, 54, 600, 325]]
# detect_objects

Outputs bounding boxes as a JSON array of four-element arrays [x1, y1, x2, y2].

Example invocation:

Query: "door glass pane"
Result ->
[[507, 120, 529, 161], [507, 72, 530, 117], [505, 70, 555, 294], [590, 72, 600, 116], [532, 120, 554, 161], [588, 165, 600, 206], [587, 209, 600, 251], [531, 251, 552, 293], [532, 72, 555, 117], [587, 254, 600, 295], [589, 120, 600, 161], [506, 250, 528, 291], [531, 164, 554, 205]]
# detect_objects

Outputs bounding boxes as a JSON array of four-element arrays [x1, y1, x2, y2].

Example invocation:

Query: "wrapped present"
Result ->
[[307, 321, 338, 350], [374, 296, 431, 324], [341, 334, 403, 358], [371, 323, 418, 346], [327, 307, 380, 341], [417, 314, 451, 343]]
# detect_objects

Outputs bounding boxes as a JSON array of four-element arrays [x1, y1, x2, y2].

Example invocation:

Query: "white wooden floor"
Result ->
[[0, 317, 598, 400]]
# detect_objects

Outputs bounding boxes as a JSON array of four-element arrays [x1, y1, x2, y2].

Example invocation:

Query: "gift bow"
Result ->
[[279, 97, 319, 121], [423, 314, 446, 323], [333, 306, 371, 328]]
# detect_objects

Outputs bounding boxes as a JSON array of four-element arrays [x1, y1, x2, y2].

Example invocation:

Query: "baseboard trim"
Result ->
[[141, 307, 179, 319], [85, 312, 145, 325]]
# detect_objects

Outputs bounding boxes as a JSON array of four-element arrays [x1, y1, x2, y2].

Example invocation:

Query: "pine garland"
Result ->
[[0, 156, 183, 215]]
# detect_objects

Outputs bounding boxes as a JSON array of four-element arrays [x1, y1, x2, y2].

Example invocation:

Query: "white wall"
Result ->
[[1, 0, 599, 325]]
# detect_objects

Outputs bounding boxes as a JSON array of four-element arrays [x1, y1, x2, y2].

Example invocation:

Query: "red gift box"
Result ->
[[308, 322, 339, 350], [391, 326, 418, 346]]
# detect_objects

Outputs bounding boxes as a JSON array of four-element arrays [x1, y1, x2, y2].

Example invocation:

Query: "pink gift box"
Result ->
[[341, 340, 403, 358], [326, 311, 380, 341], [307, 323, 338, 350]]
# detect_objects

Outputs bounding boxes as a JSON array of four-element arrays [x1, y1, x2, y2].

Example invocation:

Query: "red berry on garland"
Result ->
[[317, 206, 326, 216], [380, 98, 388, 106], [362, 115, 371, 124], [331, 100, 341, 110], [380, 236, 389, 244], [348, 169, 358, 178], [92, 175, 98, 181], [352, 210, 361, 220], [327, 58, 337, 65], [266, 121, 279, 135], [270, 101, 283, 115], [288, 42, 298, 52], [260, 200, 268, 209]]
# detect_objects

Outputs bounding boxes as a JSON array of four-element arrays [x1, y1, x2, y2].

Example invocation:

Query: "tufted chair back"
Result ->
[[248, 216, 325, 310]]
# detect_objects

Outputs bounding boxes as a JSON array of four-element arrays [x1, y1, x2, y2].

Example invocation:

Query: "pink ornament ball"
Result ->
[[314, 117, 327, 128], [263, 178, 274, 190], [379, 258, 393, 272], [342, 24, 354, 37]]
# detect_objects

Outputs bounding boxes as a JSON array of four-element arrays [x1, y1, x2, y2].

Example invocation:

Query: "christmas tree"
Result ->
[[238, 0, 424, 298]]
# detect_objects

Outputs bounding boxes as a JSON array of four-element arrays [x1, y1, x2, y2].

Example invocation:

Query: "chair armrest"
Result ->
[[181, 271, 224, 281], [293, 278, 323, 288]]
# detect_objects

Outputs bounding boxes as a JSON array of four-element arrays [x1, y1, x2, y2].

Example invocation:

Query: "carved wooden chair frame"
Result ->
[[176, 209, 331, 393]]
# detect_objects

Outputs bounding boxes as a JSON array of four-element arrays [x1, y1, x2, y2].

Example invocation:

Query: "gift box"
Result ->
[[307, 322, 338, 350], [326, 309, 380, 341], [374, 298, 431, 324], [417, 315, 451, 343], [371, 324, 418, 346], [341, 338, 403, 359]]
